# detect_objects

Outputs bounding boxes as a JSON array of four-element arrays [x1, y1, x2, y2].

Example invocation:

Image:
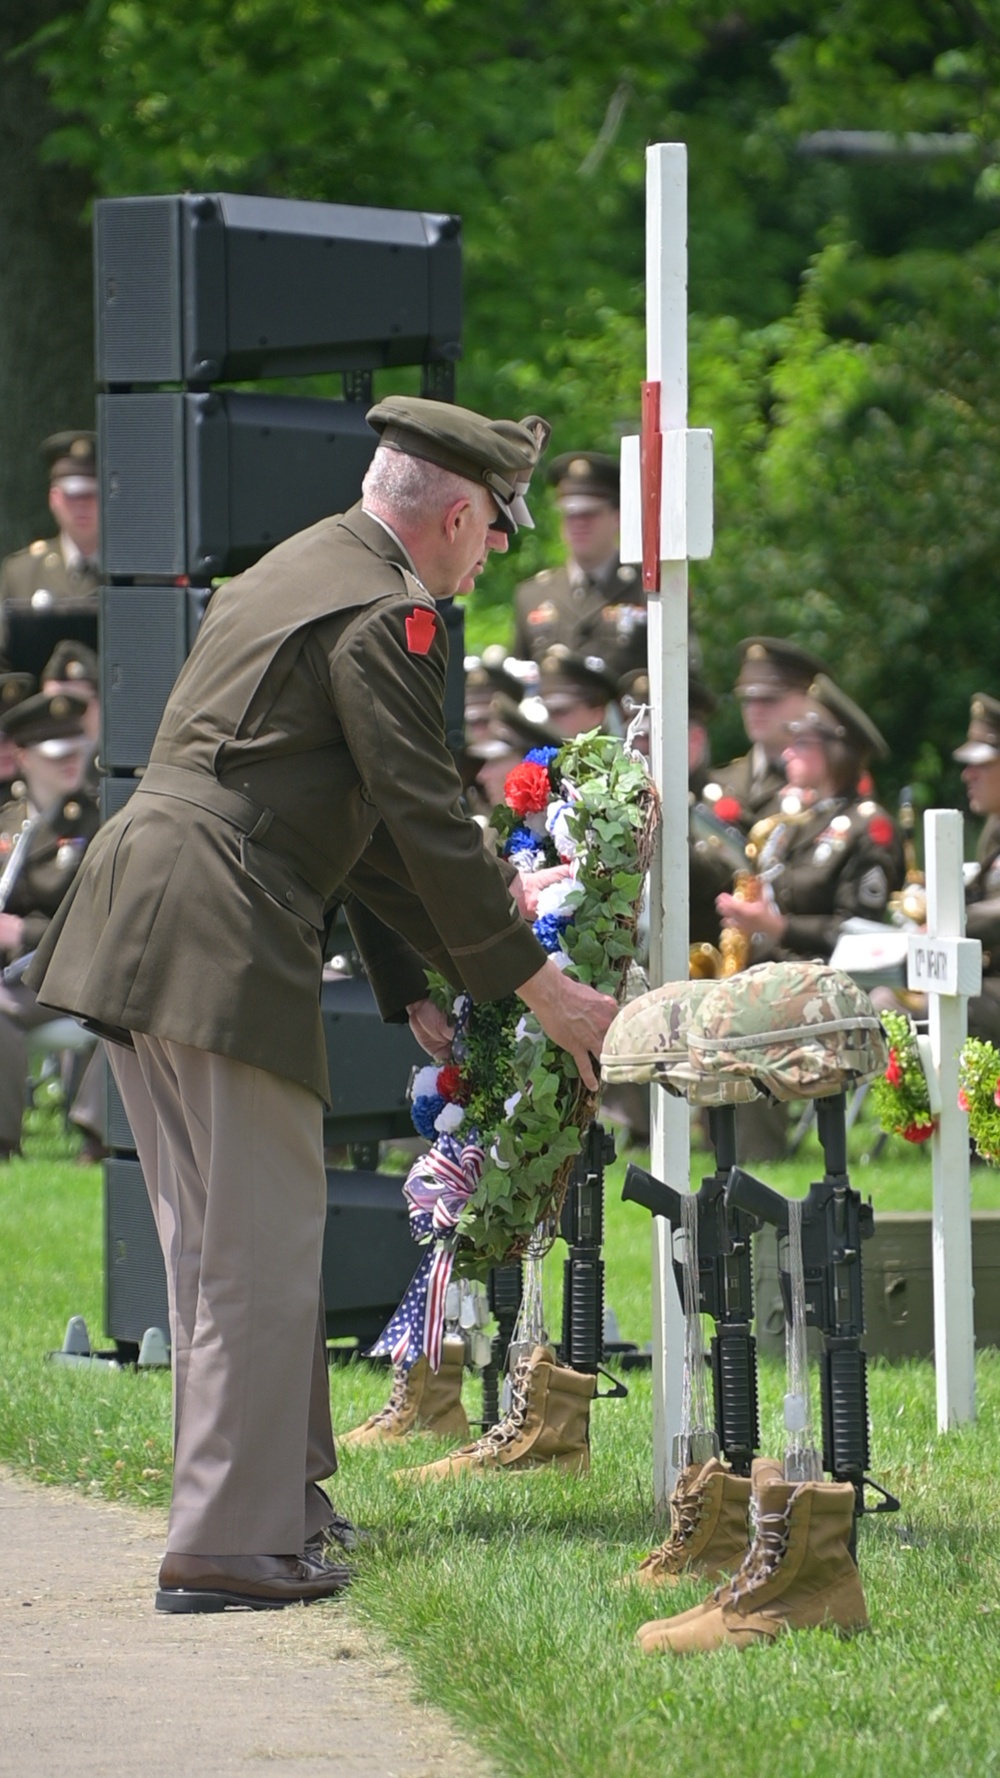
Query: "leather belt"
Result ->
[[135, 763, 327, 901]]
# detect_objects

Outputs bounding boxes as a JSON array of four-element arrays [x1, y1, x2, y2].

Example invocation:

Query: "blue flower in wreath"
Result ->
[[411, 1093, 446, 1138], [524, 746, 560, 770], [504, 824, 538, 860], [533, 911, 572, 953]]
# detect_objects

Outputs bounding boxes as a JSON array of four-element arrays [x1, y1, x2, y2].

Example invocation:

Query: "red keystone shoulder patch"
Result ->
[[405, 606, 437, 655]]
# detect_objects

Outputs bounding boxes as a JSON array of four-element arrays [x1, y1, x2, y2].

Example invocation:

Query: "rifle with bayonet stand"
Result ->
[[724, 1090, 900, 1521], [622, 1103, 758, 1472]]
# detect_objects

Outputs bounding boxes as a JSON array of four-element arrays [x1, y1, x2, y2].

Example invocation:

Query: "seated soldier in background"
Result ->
[[0, 692, 101, 1158], [715, 675, 904, 964], [703, 636, 830, 833], [538, 644, 619, 738], [0, 674, 36, 803], [0, 432, 99, 613], [512, 450, 647, 682]]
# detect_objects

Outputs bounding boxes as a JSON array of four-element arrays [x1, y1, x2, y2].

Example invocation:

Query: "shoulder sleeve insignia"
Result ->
[[405, 606, 437, 655]]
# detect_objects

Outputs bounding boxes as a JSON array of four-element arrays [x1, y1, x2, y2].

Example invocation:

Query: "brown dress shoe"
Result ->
[[156, 1551, 352, 1613]]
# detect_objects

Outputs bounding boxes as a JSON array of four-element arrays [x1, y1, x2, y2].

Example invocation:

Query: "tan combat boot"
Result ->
[[395, 1344, 595, 1481], [637, 1469, 868, 1654], [632, 1458, 752, 1588], [339, 1341, 470, 1447]]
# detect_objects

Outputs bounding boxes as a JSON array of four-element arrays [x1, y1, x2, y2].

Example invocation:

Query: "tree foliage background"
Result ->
[[18, 0, 1000, 806]]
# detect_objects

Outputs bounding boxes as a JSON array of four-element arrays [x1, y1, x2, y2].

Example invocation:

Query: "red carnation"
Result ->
[[714, 796, 744, 826], [902, 1120, 935, 1144], [505, 760, 552, 815], [867, 814, 895, 848], [885, 1049, 902, 1089], [436, 1065, 469, 1104], [959, 1087, 971, 1113]]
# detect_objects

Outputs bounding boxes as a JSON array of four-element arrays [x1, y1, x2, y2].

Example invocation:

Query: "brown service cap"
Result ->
[[953, 692, 1000, 764], [547, 450, 619, 511], [42, 639, 99, 690], [366, 397, 548, 534], [42, 431, 97, 486], [736, 636, 830, 699], [0, 690, 89, 749], [788, 674, 888, 760], [465, 693, 563, 762], [0, 672, 35, 714], [538, 645, 618, 713]]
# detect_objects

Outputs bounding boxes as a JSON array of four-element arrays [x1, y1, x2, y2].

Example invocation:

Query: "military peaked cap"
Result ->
[[0, 690, 89, 747], [42, 639, 99, 689], [0, 672, 35, 714], [736, 636, 830, 698], [42, 431, 97, 484], [366, 397, 549, 533], [547, 451, 619, 510], [538, 645, 618, 710], [953, 692, 1000, 764], [789, 675, 888, 760], [465, 693, 563, 762]]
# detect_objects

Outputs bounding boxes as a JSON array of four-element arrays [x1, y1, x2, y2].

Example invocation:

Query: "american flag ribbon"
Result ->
[[368, 1136, 485, 1372]]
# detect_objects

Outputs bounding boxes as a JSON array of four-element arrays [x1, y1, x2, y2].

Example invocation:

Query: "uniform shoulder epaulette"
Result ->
[[29, 540, 47, 558]]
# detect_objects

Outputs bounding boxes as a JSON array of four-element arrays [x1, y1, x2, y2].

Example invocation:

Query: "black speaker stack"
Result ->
[[95, 191, 463, 1356]]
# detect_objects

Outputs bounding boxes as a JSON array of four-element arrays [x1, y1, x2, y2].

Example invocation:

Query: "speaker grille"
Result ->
[[95, 197, 182, 384], [100, 394, 187, 576], [104, 1157, 169, 1342], [101, 586, 190, 769]]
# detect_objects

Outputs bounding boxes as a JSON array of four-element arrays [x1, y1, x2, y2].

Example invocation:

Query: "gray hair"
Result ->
[[362, 445, 491, 525]]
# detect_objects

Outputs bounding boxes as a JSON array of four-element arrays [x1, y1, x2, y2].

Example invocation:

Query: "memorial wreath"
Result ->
[[870, 1010, 936, 1144], [958, 1036, 1000, 1163], [371, 731, 657, 1370]]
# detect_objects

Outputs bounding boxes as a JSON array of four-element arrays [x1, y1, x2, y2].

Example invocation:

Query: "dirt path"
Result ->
[[0, 1468, 490, 1777]]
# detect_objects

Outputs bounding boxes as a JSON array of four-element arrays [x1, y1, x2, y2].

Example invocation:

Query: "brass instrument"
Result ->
[[688, 806, 810, 979], [888, 785, 927, 928]]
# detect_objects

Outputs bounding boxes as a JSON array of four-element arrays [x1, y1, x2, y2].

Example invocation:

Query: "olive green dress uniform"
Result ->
[[0, 539, 99, 607], [702, 749, 789, 835], [28, 485, 547, 1560], [753, 796, 905, 964], [962, 817, 1000, 1044], [0, 785, 99, 1150], [513, 557, 647, 683]]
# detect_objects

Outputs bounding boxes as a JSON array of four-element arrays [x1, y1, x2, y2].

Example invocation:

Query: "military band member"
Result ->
[[716, 675, 904, 963], [512, 450, 647, 682], [0, 432, 100, 611], [0, 692, 99, 1158], [947, 693, 1000, 1044], [703, 636, 831, 834], [27, 396, 618, 1613]]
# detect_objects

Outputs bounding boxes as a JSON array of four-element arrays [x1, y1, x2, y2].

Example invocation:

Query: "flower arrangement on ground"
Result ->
[[371, 731, 657, 1370], [958, 1037, 1000, 1163], [869, 1010, 936, 1144]]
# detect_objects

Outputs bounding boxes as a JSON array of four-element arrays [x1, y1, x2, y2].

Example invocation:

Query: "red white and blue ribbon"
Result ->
[[368, 1134, 485, 1371]]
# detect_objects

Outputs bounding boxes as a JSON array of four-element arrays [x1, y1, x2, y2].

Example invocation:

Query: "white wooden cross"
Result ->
[[906, 809, 980, 1430], [619, 144, 714, 1507]]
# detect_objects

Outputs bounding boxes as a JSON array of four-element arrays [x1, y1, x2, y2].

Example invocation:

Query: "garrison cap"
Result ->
[[0, 672, 35, 714], [538, 645, 618, 713], [736, 636, 830, 700], [466, 693, 563, 762], [42, 430, 97, 489], [953, 692, 1000, 764], [41, 639, 99, 690], [788, 675, 888, 760], [366, 397, 548, 534], [547, 451, 619, 512], [0, 690, 89, 750]]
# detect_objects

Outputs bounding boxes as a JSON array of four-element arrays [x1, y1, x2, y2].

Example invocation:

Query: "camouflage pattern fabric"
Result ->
[[688, 961, 887, 1103], [600, 977, 761, 1105]]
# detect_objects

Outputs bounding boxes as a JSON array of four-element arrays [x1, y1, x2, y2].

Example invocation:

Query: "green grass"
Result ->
[[3, 1107, 1000, 1777]]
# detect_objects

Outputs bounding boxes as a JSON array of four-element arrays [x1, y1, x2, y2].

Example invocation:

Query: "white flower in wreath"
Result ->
[[545, 799, 578, 861], [511, 846, 546, 874], [534, 876, 581, 920], [523, 810, 549, 838], [515, 1015, 544, 1044], [434, 1102, 465, 1135], [503, 1090, 523, 1119], [548, 949, 572, 971], [412, 1065, 442, 1100]]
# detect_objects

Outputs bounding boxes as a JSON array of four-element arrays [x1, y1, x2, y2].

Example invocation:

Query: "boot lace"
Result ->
[[728, 1497, 793, 1603], [368, 1363, 411, 1428], [643, 1481, 705, 1570], [467, 1348, 535, 1458]]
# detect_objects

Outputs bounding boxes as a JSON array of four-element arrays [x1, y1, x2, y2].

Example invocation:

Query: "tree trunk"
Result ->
[[0, 1, 94, 559]]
